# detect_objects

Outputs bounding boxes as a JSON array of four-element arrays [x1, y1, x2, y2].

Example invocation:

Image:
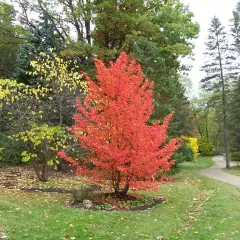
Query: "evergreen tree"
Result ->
[[132, 40, 195, 137], [231, 1, 240, 55], [228, 78, 240, 152], [0, 2, 25, 78], [14, 13, 64, 84], [201, 16, 231, 168], [228, 2, 240, 153]]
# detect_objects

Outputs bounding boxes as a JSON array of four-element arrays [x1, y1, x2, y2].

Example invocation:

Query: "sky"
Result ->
[[181, 0, 238, 96]]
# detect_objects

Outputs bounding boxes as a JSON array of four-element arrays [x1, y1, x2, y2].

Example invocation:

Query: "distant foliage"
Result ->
[[58, 52, 181, 195], [198, 137, 213, 156], [181, 136, 199, 159], [172, 145, 194, 171], [231, 152, 240, 162], [14, 13, 64, 84], [0, 132, 23, 165], [179, 145, 194, 162]]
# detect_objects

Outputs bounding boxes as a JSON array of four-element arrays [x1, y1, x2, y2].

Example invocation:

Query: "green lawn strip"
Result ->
[[0, 157, 239, 240], [225, 161, 240, 176], [178, 177, 240, 240]]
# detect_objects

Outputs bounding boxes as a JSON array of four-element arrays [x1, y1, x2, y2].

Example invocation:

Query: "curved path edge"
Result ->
[[201, 156, 240, 189]]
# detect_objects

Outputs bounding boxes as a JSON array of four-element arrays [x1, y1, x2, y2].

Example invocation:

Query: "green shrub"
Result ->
[[181, 145, 194, 162], [198, 137, 213, 156], [231, 152, 240, 162], [172, 145, 194, 167], [0, 132, 23, 165]]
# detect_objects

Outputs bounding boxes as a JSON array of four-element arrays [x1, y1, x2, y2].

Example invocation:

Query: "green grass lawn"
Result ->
[[0, 157, 240, 240], [225, 162, 240, 176]]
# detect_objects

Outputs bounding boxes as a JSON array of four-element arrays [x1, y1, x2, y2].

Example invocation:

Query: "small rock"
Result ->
[[82, 200, 93, 209], [156, 236, 164, 240], [0, 233, 7, 240]]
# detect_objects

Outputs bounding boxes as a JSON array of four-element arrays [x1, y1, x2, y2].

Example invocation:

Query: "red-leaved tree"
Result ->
[[58, 52, 181, 195]]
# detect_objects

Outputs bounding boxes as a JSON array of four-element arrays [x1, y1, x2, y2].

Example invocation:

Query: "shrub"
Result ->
[[173, 145, 194, 164], [0, 132, 23, 165], [13, 123, 74, 182], [231, 152, 240, 162], [181, 136, 199, 159], [198, 137, 213, 156], [181, 145, 194, 162]]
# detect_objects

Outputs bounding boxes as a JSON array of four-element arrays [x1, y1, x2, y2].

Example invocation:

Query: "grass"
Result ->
[[225, 161, 240, 176], [0, 157, 240, 240]]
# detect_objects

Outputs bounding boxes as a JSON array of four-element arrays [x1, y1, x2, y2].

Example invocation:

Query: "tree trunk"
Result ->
[[41, 162, 49, 182], [85, 20, 91, 45], [216, 34, 230, 168], [32, 161, 49, 182], [112, 171, 129, 196], [32, 161, 43, 181], [114, 182, 129, 196]]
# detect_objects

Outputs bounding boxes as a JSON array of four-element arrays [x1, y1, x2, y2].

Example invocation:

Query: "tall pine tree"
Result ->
[[201, 16, 231, 168], [231, 1, 240, 55]]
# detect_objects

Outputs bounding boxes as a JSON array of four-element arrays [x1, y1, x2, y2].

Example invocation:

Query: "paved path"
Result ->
[[201, 156, 240, 189]]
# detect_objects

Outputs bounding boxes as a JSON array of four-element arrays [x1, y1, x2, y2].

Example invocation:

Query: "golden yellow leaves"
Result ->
[[181, 136, 199, 159], [14, 124, 73, 165], [29, 53, 88, 94]]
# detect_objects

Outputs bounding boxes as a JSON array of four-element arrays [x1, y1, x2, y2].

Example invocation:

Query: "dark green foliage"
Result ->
[[172, 145, 194, 173], [168, 83, 195, 137], [198, 137, 213, 156], [231, 1, 240, 54], [132, 39, 179, 120], [230, 152, 240, 162], [228, 79, 240, 152], [0, 2, 26, 78], [14, 13, 64, 84], [212, 150, 222, 156], [179, 145, 194, 162], [0, 132, 23, 165]]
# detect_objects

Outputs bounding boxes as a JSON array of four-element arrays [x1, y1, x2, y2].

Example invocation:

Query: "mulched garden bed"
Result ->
[[68, 192, 164, 211]]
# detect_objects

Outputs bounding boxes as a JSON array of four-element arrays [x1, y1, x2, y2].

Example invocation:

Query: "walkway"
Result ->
[[201, 156, 240, 189]]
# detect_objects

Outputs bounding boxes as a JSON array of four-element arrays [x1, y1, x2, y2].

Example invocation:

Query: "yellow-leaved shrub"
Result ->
[[181, 136, 199, 159]]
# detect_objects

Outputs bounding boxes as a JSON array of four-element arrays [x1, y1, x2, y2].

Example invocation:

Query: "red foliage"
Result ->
[[58, 52, 180, 194]]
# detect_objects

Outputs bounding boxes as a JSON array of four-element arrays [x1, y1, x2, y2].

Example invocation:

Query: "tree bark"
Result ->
[[113, 182, 129, 196], [112, 171, 129, 196], [216, 34, 230, 168]]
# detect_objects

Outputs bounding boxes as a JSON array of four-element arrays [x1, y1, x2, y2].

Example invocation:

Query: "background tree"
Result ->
[[201, 16, 231, 168], [227, 2, 240, 154], [231, 1, 240, 55], [228, 78, 240, 152], [14, 13, 64, 84], [0, 2, 26, 78], [192, 93, 222, 153]]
